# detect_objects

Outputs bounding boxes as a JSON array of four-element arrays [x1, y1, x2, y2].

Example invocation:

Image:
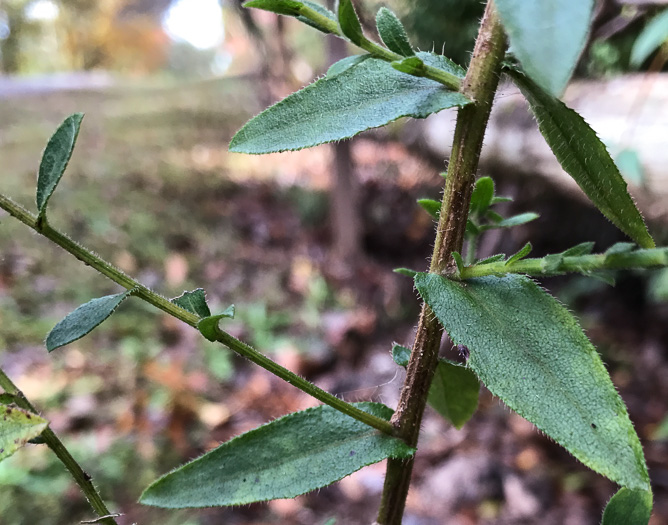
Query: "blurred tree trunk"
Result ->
[[325, 8, 362, 269], [1, 4, 25, 73]]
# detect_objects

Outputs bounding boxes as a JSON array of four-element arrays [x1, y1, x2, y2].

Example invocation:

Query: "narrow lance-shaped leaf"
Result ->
[[46, 290, 134, 352], [602, 488, 653, 525], [230, 52, 469, 154], [376, 7, 414, 57], [327, 54, 370, 77], [243, 0, 302, 16], [0, 405, 48, 462], [36, 113, 84, 217], [140, 403, 414, 507], [507, 68, 654, 249], [338, 0, 365, 45], [496, 0, 594, 96], [415, 272, 650, 491]]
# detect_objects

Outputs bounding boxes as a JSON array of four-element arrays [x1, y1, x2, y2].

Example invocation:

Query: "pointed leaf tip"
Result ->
[[338, 0, 365, 46], [414, 272, 650, 490], [36, 113, 84, 216], [46, 289, 133, 352], [507, 68, 654, 249], [171, 288, 211, 318], [602, 487, 652, 525], [139, 403, 413, 508]]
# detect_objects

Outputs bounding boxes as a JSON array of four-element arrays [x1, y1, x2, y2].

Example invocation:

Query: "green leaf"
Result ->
[[562, 241, 595, 257], [414, 272, 650, 491], [197, 306, 237, 342], [451, 251, 465, 274], [326, 54, 370, 77], [496, 0, 594, 96], [508, 68, 654, 249], [542, 253, 564, 273], [428, 359, 479, 429], [36, 113, 84, 216], [606, 242, 636, 256], [376, 7, 414, 57], [506, 242, 532, 265], [391, 343, 411, 367], [139, 403, 414, 507], [601, 488, 653, 525], [495, 212, 539, 228], [46, 290, 133, 352], [229, 52, 469, 154], [0, 394, 16, 405], [490, 195, 513, 205], [298, 1, 338, 34], [391, 56, 426, 77], [0, 405, 48, 463], [338, 0, 364, 45], [171, 289, 211, 318], [244, 0, 302, 16], [391, 347, 479, 429], [476, 254, 505, 265], [417, 198, 440, 219], [470, 176, 495, 215], [631, 9, 668, 68], [393, 267, 417, 278]]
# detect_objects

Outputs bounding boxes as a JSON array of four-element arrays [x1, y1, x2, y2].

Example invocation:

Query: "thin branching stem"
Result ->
[[0, 193, 396, 436]]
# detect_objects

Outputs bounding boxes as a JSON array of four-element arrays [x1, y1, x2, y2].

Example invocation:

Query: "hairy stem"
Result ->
[[0, 368, 118, 525], [376, 3, 507, 523], [459, 248, 668, 279], [0, 194, 395, 436]]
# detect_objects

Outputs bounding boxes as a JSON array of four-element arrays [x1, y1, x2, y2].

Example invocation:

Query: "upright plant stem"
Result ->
[[0, 368, 118, 525], [376, 3, 507, 523]]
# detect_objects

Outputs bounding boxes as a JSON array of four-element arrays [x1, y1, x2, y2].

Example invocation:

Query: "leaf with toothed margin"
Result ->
[[0, 405, 48, 463], [376, 7, 414, 57], [171, 289, 211, 318], [507, 68, 654, 249], [414, 272, 650, 492], [601, 487, 652, 525], [197, 306, 236, 341], [229, 52, 469, 154], [139, 402, 413, 507], [46, 290, 134, 352], [36, 113, 84, 217]]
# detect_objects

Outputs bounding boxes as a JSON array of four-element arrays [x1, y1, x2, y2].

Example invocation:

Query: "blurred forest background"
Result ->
[[1, 0, 668, 524]]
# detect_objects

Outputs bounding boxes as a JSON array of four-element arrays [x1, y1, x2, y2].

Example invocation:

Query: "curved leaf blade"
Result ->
[[139, 403, 414, 508], [46, 290, 133, 352], [230, 52, 469, 154], [414, 272, 650, 491], [243, 0, 302, 16], [36, 113, 84, 216], [326, 54, 370, 77], [376, 7, 414, 57], [496, 0, 594, 96], [197, 306, 236, 342], [602, 488, 653, 525], [0, 405, 48, 462], [508, 69, 654, 248], [630, 9, 668, 68]]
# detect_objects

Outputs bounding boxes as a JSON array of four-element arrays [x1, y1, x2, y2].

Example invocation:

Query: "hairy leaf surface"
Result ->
[[508, 69, 654, 248], [0, 405, 48, 462], [428, 359, 479, 429], [376, 7, 414, 56], [46, 290, 133, 352], [36, 113, 84, 216], [230, 53, 468, 154], [602, 488, 652, 525], [496, 0, 594, 96], [140, 403, 414, 507], [171, 289, 211, 318], [415, 272, 650, 490]]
